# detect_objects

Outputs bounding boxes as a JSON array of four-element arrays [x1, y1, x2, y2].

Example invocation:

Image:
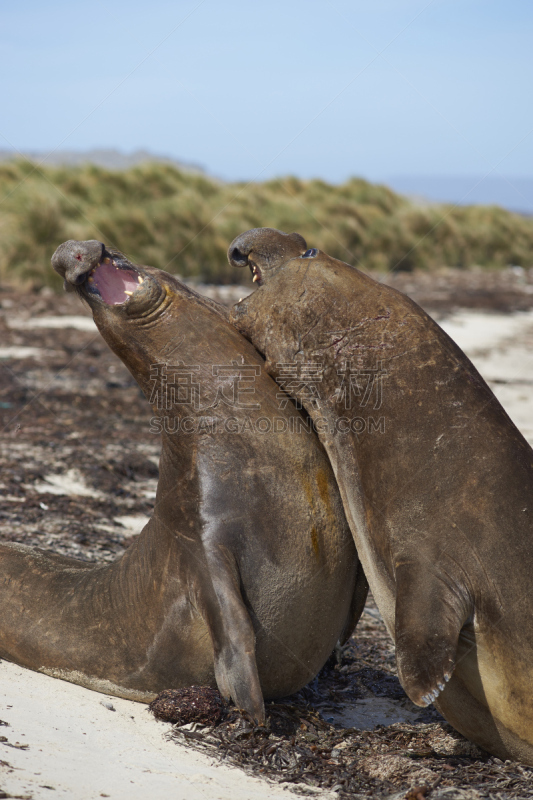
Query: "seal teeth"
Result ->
[[437, 682, 445, 692], [124, 290, 134, 296], [137, 276, 144, 284]]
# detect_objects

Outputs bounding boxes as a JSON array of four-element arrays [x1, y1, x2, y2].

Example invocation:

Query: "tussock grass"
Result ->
[[1, 159, 532, 289]]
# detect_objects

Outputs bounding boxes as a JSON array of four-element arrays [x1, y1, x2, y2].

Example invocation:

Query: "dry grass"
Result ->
[[1, 159, 533, 289]]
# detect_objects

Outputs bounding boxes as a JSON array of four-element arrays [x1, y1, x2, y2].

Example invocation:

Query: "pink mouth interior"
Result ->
[[91, 263, 140, 305]]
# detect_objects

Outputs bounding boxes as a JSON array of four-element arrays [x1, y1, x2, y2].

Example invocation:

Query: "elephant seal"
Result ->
[[229, 227, 533, 761], [0, 241, 366, 723]]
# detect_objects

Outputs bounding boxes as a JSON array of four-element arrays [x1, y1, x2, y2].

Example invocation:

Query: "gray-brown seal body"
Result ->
[[229, 227, 533, 761], [0, 241, 366, 722]]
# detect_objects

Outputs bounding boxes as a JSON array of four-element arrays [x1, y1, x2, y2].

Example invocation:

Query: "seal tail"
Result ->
[[393, 561, 473, 707]]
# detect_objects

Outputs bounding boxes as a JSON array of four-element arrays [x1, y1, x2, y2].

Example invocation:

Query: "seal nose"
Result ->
[[228, 246, 249, 268], [227, 230, 264, 270], [52, 240, 105, 286], [227, 228, 308, 274]]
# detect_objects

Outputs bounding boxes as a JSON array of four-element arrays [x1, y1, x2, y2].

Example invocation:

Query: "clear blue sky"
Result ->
[[1, 0, 532, 183]]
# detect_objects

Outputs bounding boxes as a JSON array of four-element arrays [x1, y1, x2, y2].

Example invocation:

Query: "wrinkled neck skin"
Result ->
[[60, 254, 244, 516], [89, 267, 229, 407]]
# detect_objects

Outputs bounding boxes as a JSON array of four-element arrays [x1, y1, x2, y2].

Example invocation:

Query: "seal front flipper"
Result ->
[[203, 547, 265, 724], [394, 561, 473, 707]]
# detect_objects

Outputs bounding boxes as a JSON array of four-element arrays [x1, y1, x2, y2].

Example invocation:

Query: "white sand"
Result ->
[[439, 309, 533, 354], [1, 309, 532, 798], [0, 661, 320, 800], [440, 310, 533, 445], [8, 315, 97, 332]]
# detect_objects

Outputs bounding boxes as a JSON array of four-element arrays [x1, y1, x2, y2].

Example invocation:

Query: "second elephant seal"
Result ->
[[229, 226, 533, 762]]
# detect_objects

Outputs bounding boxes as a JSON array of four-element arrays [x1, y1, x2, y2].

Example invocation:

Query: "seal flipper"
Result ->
[[204, 547, 265, 724], [394, 561, 473, 707]]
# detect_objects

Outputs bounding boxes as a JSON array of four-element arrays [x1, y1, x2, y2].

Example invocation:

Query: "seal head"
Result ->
[[52, 239, 105, 289], [228, 228, 307, 286]]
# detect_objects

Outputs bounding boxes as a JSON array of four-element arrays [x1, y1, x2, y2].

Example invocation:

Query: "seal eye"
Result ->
[[302, 248, 318, 259]]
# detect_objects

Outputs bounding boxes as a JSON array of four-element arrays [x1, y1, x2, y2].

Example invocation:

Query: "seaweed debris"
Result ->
[[149, 686, 225, 726], [150, 650, 533, 799]]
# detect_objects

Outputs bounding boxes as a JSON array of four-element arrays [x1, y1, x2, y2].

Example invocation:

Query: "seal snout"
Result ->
[[52, 239, 146, 306], [228, 244, 263, 284], [227, 228, 308, 286], [228, 246, 249, 268], [52, 239, 105, 286]]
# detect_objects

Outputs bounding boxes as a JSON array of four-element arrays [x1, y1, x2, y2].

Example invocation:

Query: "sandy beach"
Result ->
[[1, 659, 324, 800]]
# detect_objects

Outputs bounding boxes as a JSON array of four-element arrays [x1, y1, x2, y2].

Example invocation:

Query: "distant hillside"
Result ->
[[0, 148, 203, 173], [1, 159, 533, 290]]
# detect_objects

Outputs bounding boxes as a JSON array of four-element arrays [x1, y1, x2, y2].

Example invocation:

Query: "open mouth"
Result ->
[[86, 257, 144, 305], [249, 263, 262, 285]]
